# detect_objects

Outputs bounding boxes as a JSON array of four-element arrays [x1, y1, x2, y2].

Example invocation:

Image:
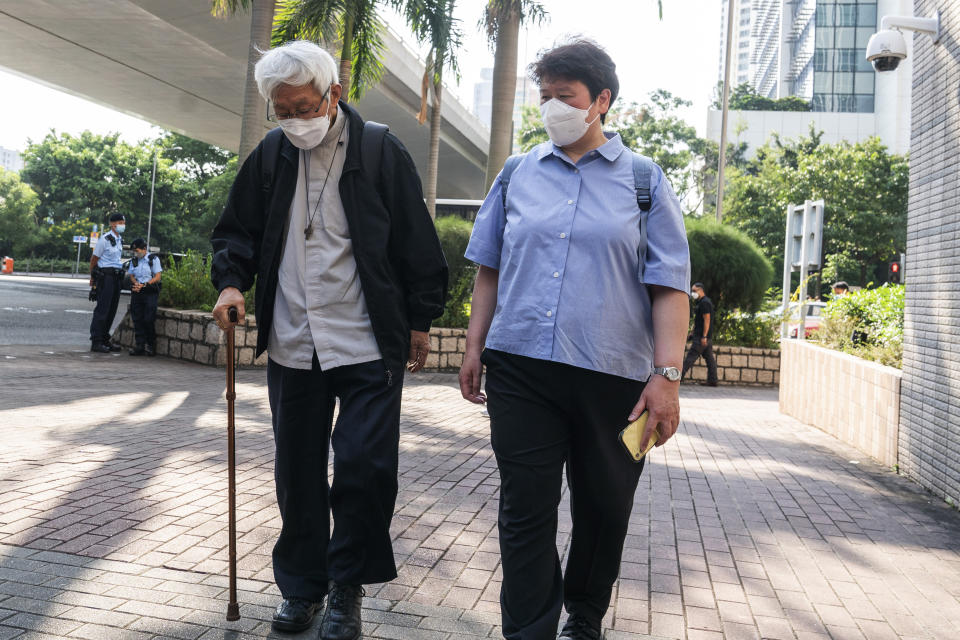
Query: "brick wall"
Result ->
[[684, 345, 780, 386], [780, 341, 901, 468], [899, 1, 960, 502]]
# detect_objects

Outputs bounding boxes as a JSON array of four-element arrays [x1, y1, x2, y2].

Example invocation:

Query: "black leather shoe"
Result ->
[[104, 341, 122, 352], [90, 343, 112, 353], [129, 346, 146, 356], [144, 345, 155, 357], [700, 381, 719, 387], [559, 614, 601, 640], [319, 584, 364, 640], [271, 597, 324, 633]]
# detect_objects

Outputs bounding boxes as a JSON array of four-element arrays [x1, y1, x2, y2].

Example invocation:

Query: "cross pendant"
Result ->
[[304, 225, 313, 240]]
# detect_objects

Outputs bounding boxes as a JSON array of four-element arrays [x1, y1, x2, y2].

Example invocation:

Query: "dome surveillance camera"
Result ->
[[866, 29, 907, 72], [865, 12, 941, 73]]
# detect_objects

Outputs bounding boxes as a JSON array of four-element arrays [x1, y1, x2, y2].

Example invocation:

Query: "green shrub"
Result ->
[[686, 217, 773, 314], [815, 284, 904, 367], [434, 215, 476, 328], [158, 251, 256, 313], [17, 257, 78, 274], [714, 311, 780, 349]]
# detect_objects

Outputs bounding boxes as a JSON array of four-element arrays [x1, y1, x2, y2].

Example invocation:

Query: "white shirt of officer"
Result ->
[[92, 229, 123, 269], [128, 252, 162, 285]]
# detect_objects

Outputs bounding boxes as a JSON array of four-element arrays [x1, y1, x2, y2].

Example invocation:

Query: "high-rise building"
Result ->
[[710, 0, 912, 156], [0, 147, 24, 173], [472, 67, 540, 147]]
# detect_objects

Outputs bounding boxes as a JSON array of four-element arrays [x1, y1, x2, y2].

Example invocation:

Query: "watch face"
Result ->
[[656, 367, 680, 381]]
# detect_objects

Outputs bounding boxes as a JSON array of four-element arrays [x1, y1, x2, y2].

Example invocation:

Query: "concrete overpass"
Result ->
[[0, 0, 489, 199]]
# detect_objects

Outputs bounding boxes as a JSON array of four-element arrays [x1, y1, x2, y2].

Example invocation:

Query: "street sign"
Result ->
[[89, 231, 99, 248], [72, 236, 87, 243]]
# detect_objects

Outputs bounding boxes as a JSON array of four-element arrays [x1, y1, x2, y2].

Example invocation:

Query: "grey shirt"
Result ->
[[267, 111, 381, 370]]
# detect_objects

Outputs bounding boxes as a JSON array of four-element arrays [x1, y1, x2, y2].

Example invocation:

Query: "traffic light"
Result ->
[[888, 260, 901, 284]]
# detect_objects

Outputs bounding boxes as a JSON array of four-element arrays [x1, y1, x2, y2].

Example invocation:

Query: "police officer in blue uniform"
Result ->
[[89, 213, 126, 353], [125, 238, 162, 356]]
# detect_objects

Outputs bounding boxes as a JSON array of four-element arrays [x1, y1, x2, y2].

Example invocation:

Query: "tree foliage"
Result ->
[[714, 82, 811, 112], [686, 216, 773, 314], [723, 129, 908, 286], [0, 168, 41, 256]]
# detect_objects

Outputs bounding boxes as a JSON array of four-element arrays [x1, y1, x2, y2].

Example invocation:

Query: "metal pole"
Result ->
[[75, 241, 82, 274], [147, 151, 157, 250], [716, 0, 736, 222]]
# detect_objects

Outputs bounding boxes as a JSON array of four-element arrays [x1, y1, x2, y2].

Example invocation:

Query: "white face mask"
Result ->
[[278, 114, 330, 150], [539, 98, 600, 147], [115, 225, 125, 234], [690, 291, 699, 300]]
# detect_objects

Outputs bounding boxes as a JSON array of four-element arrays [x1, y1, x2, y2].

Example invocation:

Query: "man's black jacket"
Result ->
[[211, 101, 448, 374]]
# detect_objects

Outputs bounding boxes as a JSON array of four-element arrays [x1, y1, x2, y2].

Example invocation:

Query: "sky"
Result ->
[[0, 0, 722, 153]]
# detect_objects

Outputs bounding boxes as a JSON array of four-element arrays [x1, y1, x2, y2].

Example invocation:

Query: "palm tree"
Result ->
[[480, 0, 546, 191], [211, 0, 277, 164], [272, 0, 387, 102], [398, 0, 462, 218]]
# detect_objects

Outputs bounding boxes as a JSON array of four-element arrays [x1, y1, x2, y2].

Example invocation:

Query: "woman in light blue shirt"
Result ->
[[459, 39, 691, 640]]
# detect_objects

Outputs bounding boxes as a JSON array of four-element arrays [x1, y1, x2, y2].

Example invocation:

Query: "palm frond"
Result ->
[[210, 0, 251, 19], [348, 2, 387, 100], [272, 0, 343, 46], [480, 0, 547, 46]]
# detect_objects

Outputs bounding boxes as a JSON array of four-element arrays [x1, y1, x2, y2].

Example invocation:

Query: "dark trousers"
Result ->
[[481, 349, 647, 640], [266, 355, 403, 602], [89, 271, 121, 343], [681, 339, 718, 384], [130, 291, 158, 347]]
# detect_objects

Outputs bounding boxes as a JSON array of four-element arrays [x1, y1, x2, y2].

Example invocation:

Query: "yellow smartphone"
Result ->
[[618, 411, 659, 462]]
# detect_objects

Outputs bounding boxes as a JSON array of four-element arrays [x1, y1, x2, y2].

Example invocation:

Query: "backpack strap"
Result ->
[[499, 153, 526, 211], [361, 121, 389, 190], [632, 153, 653, 212], [148, 253, 159, 271], [260, 127, 285, 194]]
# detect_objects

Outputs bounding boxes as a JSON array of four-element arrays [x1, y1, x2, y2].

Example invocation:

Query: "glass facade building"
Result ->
[[811, 0, 878, 112]]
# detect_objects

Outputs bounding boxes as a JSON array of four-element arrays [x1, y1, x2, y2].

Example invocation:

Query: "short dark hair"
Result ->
[[109, 213, 125, 223], [832, 281, 849, 291], [131, 238, 147, 249], [692, 282, 704, 291], [529, 37, 619, 124]]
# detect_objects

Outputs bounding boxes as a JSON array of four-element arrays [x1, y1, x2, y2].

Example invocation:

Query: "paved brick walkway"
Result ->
[[1, 344, 959, 640]]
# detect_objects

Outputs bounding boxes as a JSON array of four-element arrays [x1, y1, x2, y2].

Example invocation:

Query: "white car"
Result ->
[[776, 301, 826, 339]]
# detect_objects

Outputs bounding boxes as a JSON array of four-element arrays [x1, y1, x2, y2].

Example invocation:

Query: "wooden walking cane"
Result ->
[[225, 307, 240, 621]]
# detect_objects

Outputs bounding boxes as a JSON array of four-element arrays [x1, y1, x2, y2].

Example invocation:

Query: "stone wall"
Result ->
[[779, 340, 901, 469], [684, 345, 780, 386], [899, 0, 960, 503], [115, 310, 779, 384]]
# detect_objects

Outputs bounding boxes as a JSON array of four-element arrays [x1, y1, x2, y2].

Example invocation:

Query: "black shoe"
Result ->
[[559, 614, 601, 640], [90, 343, 112, 353], [129, 345, 146, 356], [271, 597, 324, 633], [700, 381, 718, 387], [319, 584, 364, 640], [104, 341, 122, 352], [144, 345, 155, 357]]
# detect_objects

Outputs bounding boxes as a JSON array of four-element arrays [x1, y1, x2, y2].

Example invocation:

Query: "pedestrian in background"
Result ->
[[459, 38, 690, 640], [210, 41, 447, 640], [681, 282, 718, 386], [125, 238, 162, 356], [89, 213, 125, 353]]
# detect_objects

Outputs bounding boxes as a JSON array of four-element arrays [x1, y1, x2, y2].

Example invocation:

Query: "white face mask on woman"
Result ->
[[278, 114, 330, 150], [539, 98, 600, 147]]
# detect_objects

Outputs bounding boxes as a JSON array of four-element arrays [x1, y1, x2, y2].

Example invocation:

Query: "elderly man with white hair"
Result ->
[[211, 41, 448, 639]]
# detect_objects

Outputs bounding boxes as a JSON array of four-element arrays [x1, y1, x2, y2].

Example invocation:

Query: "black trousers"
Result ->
[[681, 339, 718, 384], [89, 271, 121, 343], [130, 291, 158, 347], [482, 349, 647, 640], [266, 355, 403, 601]]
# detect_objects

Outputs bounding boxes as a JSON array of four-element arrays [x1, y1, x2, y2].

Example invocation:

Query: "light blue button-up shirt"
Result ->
[[127, 254, 162, 284], [465, 133, 690, 381], [92, 230, 123, 268]]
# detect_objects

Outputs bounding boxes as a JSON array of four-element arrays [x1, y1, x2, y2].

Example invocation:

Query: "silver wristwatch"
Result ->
[[652, 366, 681, 382]]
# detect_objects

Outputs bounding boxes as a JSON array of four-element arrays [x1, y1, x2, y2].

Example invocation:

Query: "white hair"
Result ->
[[254, 40, 339, 101]]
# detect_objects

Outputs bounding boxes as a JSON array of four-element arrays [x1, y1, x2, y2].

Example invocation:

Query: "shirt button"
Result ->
[[574, 169, 579, 174], [567, 199, 574, 205], [553, 271, 559, 278], [559, 233, 566, 239], [546, 310, 553, 317]]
